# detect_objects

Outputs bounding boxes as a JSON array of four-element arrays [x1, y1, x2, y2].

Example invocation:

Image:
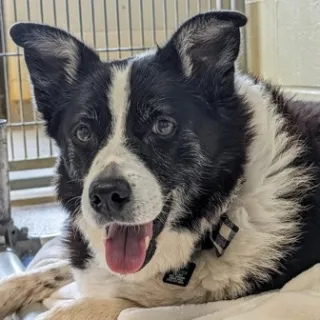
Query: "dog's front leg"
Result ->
[[34, 297, 139, 320], [0, 261, 72, 318]]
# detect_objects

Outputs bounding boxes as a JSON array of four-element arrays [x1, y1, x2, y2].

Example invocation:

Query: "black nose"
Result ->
[[89, 178, 131, 216]]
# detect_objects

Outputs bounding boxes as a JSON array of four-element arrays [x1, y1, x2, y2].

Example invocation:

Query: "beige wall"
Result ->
[[246, 0, 320, 100]]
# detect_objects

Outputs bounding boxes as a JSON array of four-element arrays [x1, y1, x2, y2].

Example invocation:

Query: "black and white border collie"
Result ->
[[1, 10, 320, 320]]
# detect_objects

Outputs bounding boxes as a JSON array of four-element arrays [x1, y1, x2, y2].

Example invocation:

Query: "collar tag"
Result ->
[[163, 262, 196, 287]]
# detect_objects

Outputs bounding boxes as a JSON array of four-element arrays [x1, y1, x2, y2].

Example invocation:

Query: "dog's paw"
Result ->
[[34, 298, 132, 320], [0, 276, 24, 317], [0, 262, 72, 318], [34, 307, 118, 320], [34, 309, 74, 320], [34, 306, 90, 320]]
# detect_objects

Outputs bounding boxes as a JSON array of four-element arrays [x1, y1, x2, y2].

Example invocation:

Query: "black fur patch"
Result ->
[[63, 221, 93, 270]]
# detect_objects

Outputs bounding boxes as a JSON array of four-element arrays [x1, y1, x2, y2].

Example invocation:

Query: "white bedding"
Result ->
[[28, 238, 320, 320]]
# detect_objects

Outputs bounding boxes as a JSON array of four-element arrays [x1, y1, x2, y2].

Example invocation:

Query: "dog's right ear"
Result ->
[[158, 11, 246, 98], [10, 23, 100, 131]]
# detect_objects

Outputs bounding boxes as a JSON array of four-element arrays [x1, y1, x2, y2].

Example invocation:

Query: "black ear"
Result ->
[[160, 10, 247, 87], [10, 23, 100, 130]]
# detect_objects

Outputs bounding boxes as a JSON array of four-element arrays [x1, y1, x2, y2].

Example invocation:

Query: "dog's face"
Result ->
[[10, 11, 249, 278]]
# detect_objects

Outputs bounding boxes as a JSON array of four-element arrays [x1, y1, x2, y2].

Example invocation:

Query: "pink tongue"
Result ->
[[105, 222, 153, 274]]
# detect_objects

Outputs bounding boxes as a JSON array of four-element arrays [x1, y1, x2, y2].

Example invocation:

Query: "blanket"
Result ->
[[27, 238, 320, 320]]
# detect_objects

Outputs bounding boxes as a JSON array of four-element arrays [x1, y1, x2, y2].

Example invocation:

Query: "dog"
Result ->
[[1, 10, 320, 320]]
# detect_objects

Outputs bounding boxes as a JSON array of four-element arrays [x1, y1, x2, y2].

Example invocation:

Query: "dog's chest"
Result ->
[[72, 262, 210, 307]]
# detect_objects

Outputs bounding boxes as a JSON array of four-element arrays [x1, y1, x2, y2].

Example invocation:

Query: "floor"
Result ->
[[11, 202, 66, 237]]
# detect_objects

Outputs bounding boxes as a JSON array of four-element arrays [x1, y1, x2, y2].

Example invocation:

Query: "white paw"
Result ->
[[33, 300, 119, 320], [0, 276, 23, 317], [34, 306, 76, 320]]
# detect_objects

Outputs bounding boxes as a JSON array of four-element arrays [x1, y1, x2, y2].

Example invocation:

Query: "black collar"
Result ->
[[198, 213, 239, 257]]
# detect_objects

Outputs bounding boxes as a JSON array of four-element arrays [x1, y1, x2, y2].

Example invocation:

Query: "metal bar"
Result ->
[[197, 0, 201, 13], [0, 19, 6, 121], [174, 0, 179, 28], [151, 0, 156, 45], [9, 157, 56, 171], [38, 0, 52, 158], [91, 0, 97, 49], [78, 0, 84, 40], [115, 0, 122, 58], [0, 46, 152, 58], [0, 1, 14, 160], [103, 0, 110, 60], [186, 0, 190, 18], [0, 52, 26, 57], [27, 0, 41, 160], [39, 0, 44, 23], [128, 0, 134, 56], [47, 0, 59, 157], [65, 0, 70, 31], [52, 0, 57, 26], [0, 120, 11, 222], [139, 0, 145, 49], [230, 0, 237, 10], [8, 121, 45, 127], [13, 0, 28, 159], [237, 0, 248, 72], [163, 0, 168, 39]]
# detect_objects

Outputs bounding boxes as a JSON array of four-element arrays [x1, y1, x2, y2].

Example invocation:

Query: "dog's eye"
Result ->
[[75, 125, 92, 142], [152, 118, 176, 136]]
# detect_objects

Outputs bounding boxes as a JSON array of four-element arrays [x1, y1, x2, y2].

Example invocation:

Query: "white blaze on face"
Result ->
[[81, 63, 163, 227]]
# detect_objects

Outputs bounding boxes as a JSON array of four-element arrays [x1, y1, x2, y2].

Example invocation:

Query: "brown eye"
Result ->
[[152, 118, 176, 136], [75, 125, 92, 142]]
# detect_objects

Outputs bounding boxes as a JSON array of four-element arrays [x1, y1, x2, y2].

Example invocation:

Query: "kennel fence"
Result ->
[[0, 0, 247, 198]]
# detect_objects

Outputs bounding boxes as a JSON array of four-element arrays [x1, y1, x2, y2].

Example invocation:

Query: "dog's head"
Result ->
[[10, 11, 249, 279]]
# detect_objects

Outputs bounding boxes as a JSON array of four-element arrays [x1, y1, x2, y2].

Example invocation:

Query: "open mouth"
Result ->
[[105, 222, 153, 274], [104, 195, 173, 275]]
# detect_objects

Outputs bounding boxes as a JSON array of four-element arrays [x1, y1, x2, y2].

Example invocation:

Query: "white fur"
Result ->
[[80, 64, 164, 275], [81, 63, 163, 228], [134, 49, 157, 60]]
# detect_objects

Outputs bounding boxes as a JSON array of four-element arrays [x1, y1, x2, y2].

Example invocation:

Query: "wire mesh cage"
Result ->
[[0, 0, 246, 169]]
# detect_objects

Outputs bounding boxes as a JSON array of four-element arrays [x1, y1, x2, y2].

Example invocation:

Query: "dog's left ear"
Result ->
[[160, 11, 247, 82], [9, 22, 100, 139]]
